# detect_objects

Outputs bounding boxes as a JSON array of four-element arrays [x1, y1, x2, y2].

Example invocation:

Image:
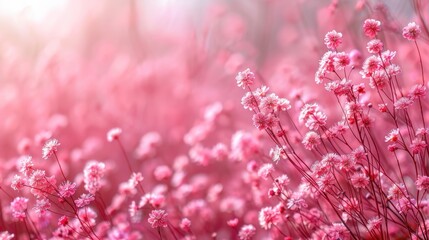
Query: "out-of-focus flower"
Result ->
[[238, 224, 256, 240], [402, 22, 421, 41], [42, 138, 60, 159], [258, 207, 280, 230], [107, 128, 122, 142], [10, 197, 29, 221]]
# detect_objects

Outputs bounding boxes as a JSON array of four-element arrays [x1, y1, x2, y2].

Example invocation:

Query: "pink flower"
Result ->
[[276, 97, 291, 111], [227, 218, 239, 227], [252, 112, 278, 130], [128, 172, 144, 188], [129, 201, 139, 218], [107, 128, 122, 142], [416, 128, 429, 137], [0, 231, 14, 240], [238, 224, 256, 240], [258, 163, 274, 180], [74, 193, 95, 208], [416, 175, 429, 191], [134, 132, 162, 159], [153, 165, 173, 181], [254, 85, 270, 97], [58, 216, 69, 226], [322, 153, 341, 165], [180, 218, 191, 232], [241, 92, 260, 111], [369, 70, 388, 89], [410, 138, 427, 154], [378, 103, 388, 112], [53, 226, 73, 238], [10, 197, 28, 221], [366, 39, 383, 53], [258, 206, 280, 229], [388, 144, 399, 152], [145, 193, 166, 208], [345, 102, 363, 118], [349, 49, 362, 67], [351, 146, 366, 163], [333, 52, 350, 69], [409, 84, 426, 99], [299, 103, 326, 125], [83, 161, 106, 194], [338, 154, 356, 172], [211, 143, 229, 161], [302, 131, 321, 150], [366, 217, 382, 231], [184, 122, 213, 146], [385, 128, 400, 143], [394, 97, 414, 110], [324, 30, 343, 50], [287, 192, 307, 210], [388, 184, 407, 200], [34, 198, 51, 216], [317, 174, 335, 192], [324, 223, 350, 240], [305, 111, 327, 130], [326, 121, 348, 138], [315, 51, 336, 84], [204, 102, 223, 122], [59, 181, 77, 198], [363, 19, 381, 38], [270, 146, 287, 163], [402, 22, 421, 41], [189, 144, 213, 166], [359, 114, 374, 128], [78, 207, 97, 226], [42, 138, 60, 159], [260, 93, 279, 113], [350, 173, 369, 188], [247, 161, 258, 172], [386, 64, 401, 76], [397, 197, 416, 214], [11, 175, 26, 191], [361, 56, 381, 78], [148, 209, 168, 228], [236, 68, 255, 89], [17, 155, 34, 177], [325, 79, 351, 96], [29, 170, 56, 198]]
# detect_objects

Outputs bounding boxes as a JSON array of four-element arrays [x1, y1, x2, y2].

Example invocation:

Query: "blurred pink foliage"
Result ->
[[0, 0, 429, 239]]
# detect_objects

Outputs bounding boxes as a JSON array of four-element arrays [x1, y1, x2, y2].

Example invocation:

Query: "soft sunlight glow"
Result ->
[[0, 1, 427, 239], [0, 0, 66, 21]]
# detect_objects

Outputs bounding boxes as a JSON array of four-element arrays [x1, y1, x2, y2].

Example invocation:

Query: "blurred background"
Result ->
[[0, 0, 422, 155], [0, 0, 427, 238]]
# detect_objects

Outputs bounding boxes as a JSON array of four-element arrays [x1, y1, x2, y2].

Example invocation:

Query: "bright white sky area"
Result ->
[[0, 0, 67, 22]]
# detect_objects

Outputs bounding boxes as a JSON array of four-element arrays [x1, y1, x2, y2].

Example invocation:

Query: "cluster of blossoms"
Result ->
[[238, 68, 291, 133], [6, 135, 173, 239], [236, 17, 429, 239]]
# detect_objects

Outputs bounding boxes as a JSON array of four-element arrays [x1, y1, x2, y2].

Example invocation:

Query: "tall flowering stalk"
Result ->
[[237, 19, 429, 239]]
